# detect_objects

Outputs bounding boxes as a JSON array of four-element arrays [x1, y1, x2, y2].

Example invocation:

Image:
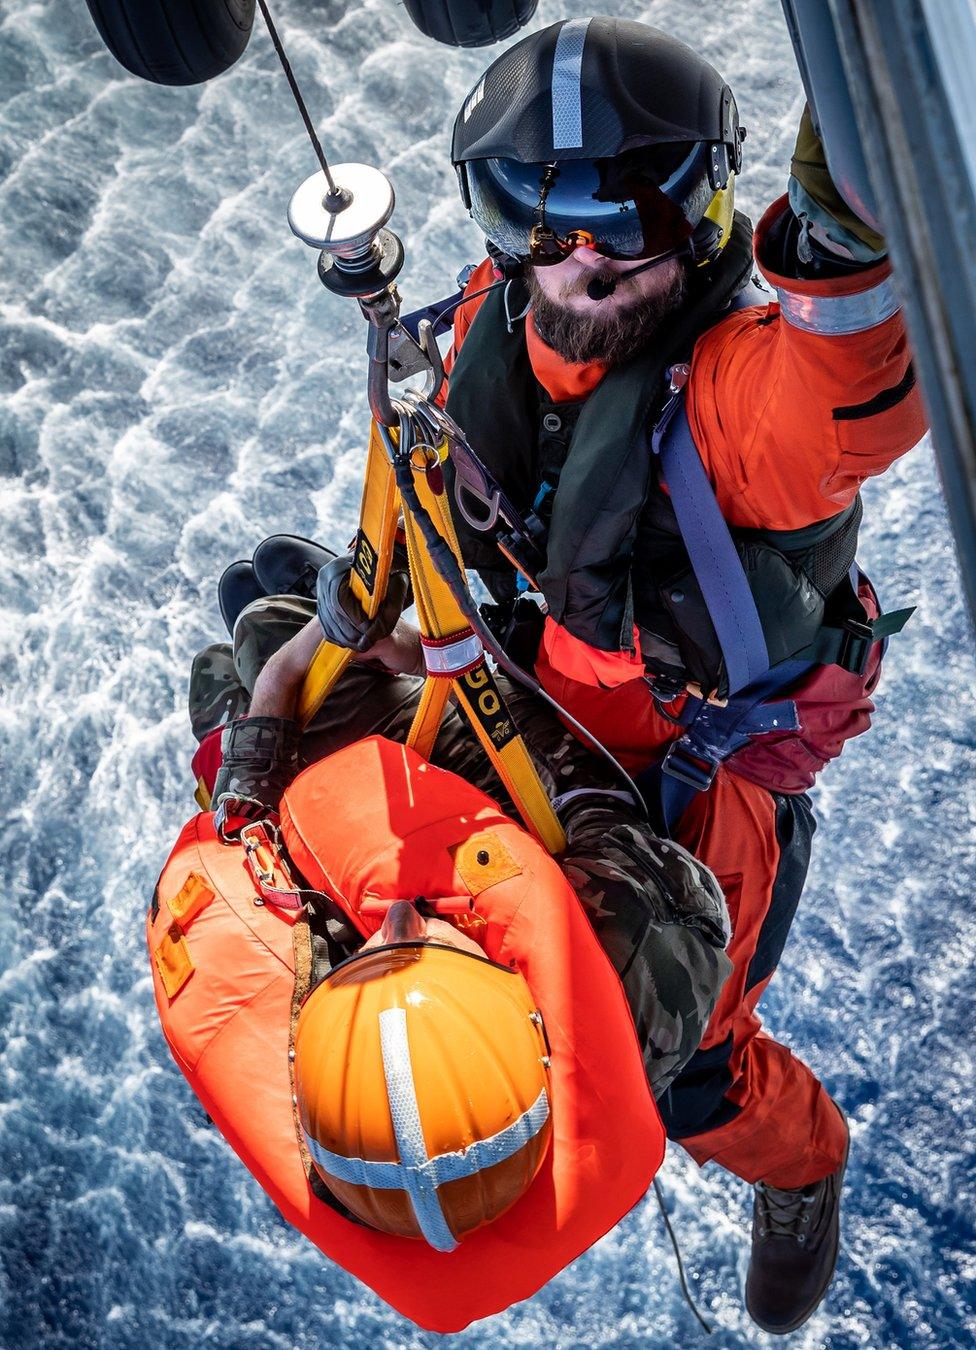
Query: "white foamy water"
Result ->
[[1, 1, 973, 1346]]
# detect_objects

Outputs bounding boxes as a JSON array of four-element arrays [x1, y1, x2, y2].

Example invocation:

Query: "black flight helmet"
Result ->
[[452, 17, 744, 269]]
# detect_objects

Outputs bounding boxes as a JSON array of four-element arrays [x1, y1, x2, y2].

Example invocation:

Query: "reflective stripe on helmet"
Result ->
[[551, 19, 591, 151], [774, 276, 899, 335], [301, 1007, 551, 1253]]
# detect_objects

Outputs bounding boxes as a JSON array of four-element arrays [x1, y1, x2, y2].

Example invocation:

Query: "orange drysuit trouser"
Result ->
[[534, 651, 848, 1191], [665, 772, 847, 1189]]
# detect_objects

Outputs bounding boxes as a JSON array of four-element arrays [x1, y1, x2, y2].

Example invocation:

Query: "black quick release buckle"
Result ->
[[837, 619, 875, 675], [661, 739, 719, 792]]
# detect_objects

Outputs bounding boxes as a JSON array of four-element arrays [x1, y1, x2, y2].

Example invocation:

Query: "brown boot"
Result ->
[[745, 1116, 850, 1334]]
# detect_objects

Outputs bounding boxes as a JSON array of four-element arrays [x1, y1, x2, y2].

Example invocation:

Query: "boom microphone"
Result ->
[[585, 248, 685, 300], [585, 273, 620, 300]]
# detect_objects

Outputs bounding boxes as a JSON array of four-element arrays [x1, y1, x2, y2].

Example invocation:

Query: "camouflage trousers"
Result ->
[[190, 595, 732, 1098]]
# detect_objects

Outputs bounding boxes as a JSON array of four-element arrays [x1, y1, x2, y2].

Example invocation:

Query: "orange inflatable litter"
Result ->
[[148, 736, 663, 1332]]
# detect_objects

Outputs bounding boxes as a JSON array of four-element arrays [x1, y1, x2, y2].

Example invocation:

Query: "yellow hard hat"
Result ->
[[294, 918, 552, 1252]]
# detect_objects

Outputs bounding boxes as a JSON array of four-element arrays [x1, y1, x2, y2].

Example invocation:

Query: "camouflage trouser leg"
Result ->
[[188, 643, 252, 743], [497, 678, 732, 1098], [558, 809, 731, 1096], [227, 596, 731, 1098]]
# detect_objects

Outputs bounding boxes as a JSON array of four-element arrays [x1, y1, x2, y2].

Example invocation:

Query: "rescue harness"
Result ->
[[410, 250, 914, 829]]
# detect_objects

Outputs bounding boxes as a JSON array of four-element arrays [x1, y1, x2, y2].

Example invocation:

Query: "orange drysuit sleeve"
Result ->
[[686, 196, 927, 531]]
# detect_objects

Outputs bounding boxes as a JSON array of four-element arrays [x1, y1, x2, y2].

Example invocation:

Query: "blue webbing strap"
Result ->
[[643, 380, 813, 830], [516, 483, 554, 594], [637, 660, 809, 834], [399, 290, 464, 342], [651, 388, 770, 697]]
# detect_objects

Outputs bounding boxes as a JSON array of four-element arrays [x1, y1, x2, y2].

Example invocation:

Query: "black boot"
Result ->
[[218, 560, 264, 636], [252, 533, 338, 601], [745, 1119, 850, 1334]]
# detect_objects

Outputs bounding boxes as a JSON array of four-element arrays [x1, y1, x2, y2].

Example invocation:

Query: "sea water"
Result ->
[[0, 1, 973, 1346]]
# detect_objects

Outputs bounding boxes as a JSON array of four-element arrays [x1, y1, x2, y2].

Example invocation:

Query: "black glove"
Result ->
[[212, 715, 301, 827], [316, 553, 410, 654]]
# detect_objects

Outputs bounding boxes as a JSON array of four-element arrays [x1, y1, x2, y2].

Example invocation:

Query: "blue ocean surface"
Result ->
[[1, 1, 973, 1346]]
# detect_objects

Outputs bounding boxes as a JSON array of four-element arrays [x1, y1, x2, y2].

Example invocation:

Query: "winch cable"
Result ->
[[253, 5, 648, 820], [256, 0, 339, 196], [428, 278, 507, 334], [381, 413, 650, 820], [254, 27, 711, 1313], [653, 1178, 714, 1335]]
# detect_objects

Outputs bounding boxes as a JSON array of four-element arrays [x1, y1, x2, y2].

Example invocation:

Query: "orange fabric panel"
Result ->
[[440, 256, 497, 398], [153, 925, 194, 999], [151, 742, 663, 1333], [450, 829, 523, 895], [671, 773, 847, 1187], [541, 616, 646, 689], [451, 256, 496, 353], [149, 815, 297, 1072], [280, 739, 504, 925], [674, 773, 781, 1050], [678, 1018, 848, 1189], [534, 634, 683, 771], [686, 195, 926, 530], [525, 311, 607, 401], [167, 872, 214, 925]]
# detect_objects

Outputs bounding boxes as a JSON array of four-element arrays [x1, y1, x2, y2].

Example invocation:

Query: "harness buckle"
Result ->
[[661, 739, 719, 792], [837, 618, 875, 675], [668, 362, 692, 394], [240, 821, 280, 885], [239, 821, 308, 914]]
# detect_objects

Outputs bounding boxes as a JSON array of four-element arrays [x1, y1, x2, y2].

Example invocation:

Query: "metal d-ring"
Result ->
[[417, 318, 445, 404]]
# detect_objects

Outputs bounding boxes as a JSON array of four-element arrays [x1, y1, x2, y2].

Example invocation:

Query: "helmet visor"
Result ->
[[464, 143, 716, 265]]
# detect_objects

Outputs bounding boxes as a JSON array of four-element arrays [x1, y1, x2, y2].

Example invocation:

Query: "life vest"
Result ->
[[148, 736, 662, 1333], [443, 213, 906, 703]]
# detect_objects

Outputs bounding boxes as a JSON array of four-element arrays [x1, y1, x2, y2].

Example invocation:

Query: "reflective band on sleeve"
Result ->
[[775, 276, 900, 334], [551, 18, 591, 150], [302, 1006, 550, 1254], [421, 631, 483, 676]]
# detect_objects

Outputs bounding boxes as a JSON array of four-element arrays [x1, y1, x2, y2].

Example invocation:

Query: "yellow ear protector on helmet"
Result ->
[[694, 176, 737, 267]]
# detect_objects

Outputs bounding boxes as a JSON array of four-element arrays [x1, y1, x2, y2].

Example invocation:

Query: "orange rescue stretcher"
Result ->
[[148, 737, 663, 1332]]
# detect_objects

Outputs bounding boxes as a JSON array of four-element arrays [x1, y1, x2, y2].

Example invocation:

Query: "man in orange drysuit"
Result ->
[[398, 18, 925, 1335], [200, 17, 923, 1332]]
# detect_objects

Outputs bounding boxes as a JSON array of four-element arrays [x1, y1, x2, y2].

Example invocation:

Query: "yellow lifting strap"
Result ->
[[296, 421, 566, 855], [296, 423, 399, 727]]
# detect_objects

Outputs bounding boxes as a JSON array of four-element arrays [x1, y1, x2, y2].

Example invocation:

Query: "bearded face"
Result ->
[[527, 253, 688, 366]]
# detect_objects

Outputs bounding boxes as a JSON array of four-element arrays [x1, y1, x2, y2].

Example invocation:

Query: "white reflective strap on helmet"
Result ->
[[774, 276, 899, 335], [380, 1006, 457, 1250], [301, 1006, 551, 1253], [551, 18, 591, 151], [302, 1144, 403, 1190]]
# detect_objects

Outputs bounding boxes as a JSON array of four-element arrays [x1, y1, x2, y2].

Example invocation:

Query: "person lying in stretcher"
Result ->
[[185, 533, 731, 1238]]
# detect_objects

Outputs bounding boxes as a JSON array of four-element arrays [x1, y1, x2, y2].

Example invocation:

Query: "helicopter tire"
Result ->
[[401, 0, 537, 47], [84, 0, 255, 86]]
